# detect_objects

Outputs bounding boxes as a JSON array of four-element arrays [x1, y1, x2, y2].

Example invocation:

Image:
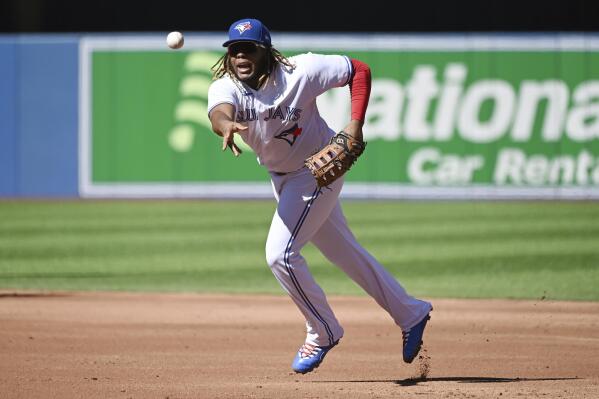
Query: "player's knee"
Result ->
[[266, 246, 305, 270], [265, 232, 293, 268], [265, 246, 285, 269]]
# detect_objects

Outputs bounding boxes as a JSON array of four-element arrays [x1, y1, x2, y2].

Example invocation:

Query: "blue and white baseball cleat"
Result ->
[[292, 340, 339, 374], [402, 311, 432, 363]]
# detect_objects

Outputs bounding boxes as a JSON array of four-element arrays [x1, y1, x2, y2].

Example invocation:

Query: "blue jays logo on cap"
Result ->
[[234, 22, 253, 34], [223, 18, 272, 48]]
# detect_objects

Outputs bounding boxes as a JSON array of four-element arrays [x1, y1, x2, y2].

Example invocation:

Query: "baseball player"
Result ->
[[208, 18, 433, 374]]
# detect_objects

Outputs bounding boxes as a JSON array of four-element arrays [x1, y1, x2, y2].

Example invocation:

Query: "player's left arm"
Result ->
[[342, 58, 371, 143], [304, 58, 370, 187]]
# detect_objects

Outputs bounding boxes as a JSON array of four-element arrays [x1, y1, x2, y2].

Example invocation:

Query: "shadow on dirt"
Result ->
[[0, 292, 71, 299], [396, 376, 580, 386], [314, 377, 580, 386]]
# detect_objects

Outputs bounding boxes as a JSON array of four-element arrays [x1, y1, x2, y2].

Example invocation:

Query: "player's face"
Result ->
[[227, 42, 268, 88]]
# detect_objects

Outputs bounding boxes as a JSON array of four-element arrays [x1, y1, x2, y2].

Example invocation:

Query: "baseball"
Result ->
[[166, 31, 184, 49]]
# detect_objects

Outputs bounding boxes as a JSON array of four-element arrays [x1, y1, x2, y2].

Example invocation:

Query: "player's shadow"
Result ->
[[314, 376, 579, 386], [395, 376, 579, 386], [0, 292, 71, 299]]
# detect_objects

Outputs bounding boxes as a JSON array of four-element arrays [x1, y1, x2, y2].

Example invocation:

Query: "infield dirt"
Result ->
[[1, 292, 598, 398]]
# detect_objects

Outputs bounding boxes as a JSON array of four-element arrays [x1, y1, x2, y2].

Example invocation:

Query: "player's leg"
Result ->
[[265, 170, 344, 348], [310, 202, 432, 331]]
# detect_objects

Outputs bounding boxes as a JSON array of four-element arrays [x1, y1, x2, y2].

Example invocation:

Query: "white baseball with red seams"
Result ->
[[208, 51, 432, 348]]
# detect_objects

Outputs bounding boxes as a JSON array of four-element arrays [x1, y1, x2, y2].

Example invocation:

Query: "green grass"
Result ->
[[1, 200, 598, 301]]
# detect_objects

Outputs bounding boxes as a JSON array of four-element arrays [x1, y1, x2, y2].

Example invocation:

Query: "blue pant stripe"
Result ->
[[283, 187, 334, 346]]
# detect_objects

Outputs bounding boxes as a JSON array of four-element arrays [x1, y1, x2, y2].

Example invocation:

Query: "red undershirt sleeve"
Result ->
[[349, 58, 372, 122]]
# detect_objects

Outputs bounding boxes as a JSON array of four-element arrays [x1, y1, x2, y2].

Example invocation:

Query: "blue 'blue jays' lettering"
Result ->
[[236, 108, 257, 122], [264, 106, 302, 122]]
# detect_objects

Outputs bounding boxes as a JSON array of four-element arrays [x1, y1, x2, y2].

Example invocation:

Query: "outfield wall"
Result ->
[[1, 34, 599, 199], [0, 35, 80, 197]]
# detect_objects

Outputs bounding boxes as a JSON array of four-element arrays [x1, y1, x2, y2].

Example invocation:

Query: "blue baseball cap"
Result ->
[[222, 18, 272, 48]]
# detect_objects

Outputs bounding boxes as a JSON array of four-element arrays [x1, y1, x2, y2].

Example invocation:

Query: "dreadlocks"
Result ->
[[211, 47, 295, 87]]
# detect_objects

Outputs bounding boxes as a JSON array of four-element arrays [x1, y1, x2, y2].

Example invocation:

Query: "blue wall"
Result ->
[[0, 35, 79, 197]]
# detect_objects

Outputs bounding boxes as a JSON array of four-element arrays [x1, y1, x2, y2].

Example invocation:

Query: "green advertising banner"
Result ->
[[80, 35, 599, 198]]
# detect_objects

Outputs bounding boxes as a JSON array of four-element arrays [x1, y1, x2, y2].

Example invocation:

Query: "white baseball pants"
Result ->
[[266, 168, 432, 347]]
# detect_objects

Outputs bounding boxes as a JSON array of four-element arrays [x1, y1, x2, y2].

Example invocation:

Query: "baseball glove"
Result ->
[[305, 131, 366, 187]]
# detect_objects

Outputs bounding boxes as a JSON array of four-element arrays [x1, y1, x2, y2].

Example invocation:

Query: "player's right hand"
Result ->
[[221, 122, 248, 157]]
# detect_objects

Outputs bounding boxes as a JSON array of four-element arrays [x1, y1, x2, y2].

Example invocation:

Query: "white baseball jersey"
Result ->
[[208, 53, 353, 173]]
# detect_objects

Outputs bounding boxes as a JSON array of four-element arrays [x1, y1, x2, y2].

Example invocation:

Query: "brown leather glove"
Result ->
[[304, 131, 366, 187]]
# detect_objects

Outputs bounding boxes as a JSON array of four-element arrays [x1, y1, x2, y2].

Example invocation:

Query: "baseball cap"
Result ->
[[222, 18, 272, 48]]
